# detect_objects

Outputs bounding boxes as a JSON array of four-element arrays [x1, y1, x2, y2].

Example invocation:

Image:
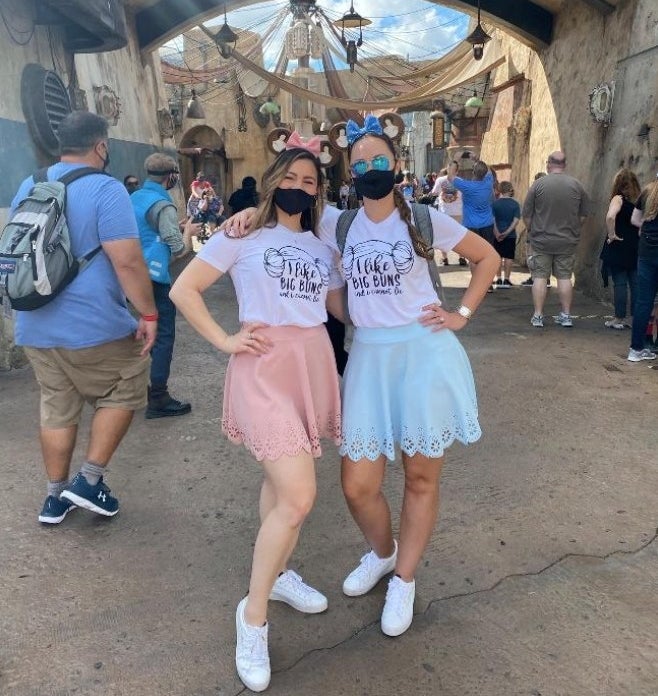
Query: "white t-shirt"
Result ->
[[431, 175, 463, 217], [197, 223, 343, 327], [319, 205, 467, 328]]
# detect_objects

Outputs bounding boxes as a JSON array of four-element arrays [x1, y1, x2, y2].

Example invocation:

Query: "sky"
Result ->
[[162, 1, 470, 68]]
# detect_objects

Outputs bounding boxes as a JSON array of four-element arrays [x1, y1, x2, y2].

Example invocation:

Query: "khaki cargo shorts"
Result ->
[[528, 252, 575, 280], [24, 336, 150, 428]]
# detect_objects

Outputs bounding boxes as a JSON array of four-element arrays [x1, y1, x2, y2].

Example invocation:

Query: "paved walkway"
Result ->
[[1, 263, 657, 696]]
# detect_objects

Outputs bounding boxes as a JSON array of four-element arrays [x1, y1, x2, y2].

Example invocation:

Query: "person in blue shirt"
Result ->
[[131, 153, 200, 418], [10, 111, 158, 524], [492, 181, 521, 286], [448, 159, 495, 242]]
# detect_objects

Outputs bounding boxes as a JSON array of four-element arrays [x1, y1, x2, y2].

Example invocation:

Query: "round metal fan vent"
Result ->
[[21, 64, 72, 158]]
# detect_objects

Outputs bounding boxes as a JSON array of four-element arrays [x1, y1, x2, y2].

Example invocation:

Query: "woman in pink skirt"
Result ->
[[170, 135, 343, 692]]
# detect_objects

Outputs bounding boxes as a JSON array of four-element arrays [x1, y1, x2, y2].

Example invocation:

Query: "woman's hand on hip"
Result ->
[[419, 303, 468, 332], [220, 322, 273, 355]]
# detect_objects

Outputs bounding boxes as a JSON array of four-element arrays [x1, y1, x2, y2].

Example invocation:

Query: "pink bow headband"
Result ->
[[285, 131, 322, 157]]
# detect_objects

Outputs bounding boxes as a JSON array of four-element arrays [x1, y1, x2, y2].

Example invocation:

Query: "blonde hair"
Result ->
[[249, 149, 324, 235], [642, 180, 658, 222]]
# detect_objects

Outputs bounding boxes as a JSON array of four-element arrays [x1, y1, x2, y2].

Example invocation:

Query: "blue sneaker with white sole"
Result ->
[[60, 473, 119, 517], [38, 496, 76, 524]]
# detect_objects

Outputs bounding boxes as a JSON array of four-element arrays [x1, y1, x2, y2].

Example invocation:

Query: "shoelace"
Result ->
[[280, 571, 314, 598], [243, 627, 268, 667], [385, 580, 413, 617], [351, 551, 380, 581]]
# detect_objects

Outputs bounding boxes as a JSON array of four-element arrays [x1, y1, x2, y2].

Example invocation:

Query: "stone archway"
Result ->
[[177, 125, 227, 203]]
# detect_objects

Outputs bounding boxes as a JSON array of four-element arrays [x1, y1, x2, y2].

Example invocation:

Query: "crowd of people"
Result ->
[[4, 109, 658, 693]]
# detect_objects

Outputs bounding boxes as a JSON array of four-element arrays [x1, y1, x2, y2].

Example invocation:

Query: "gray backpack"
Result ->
[[336, 202, 446, 310], [0, 167, 105, 311]]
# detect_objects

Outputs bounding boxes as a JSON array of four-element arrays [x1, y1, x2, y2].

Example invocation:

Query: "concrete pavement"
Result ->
[[1, 262, 657, 696]]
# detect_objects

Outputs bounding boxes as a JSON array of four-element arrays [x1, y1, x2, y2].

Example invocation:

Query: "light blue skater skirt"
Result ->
[[340, 322, 481, 462]]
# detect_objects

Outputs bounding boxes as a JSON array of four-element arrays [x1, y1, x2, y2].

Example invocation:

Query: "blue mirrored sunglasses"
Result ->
[[350, 155, 391, 178]]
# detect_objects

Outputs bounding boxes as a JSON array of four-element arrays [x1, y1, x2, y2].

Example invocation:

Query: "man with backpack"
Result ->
[[6, 111, 158, 525], [131, 153, 198, 418]]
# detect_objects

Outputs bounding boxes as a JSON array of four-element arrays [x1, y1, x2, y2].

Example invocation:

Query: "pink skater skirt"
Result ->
[[222, 324, 342, 461]]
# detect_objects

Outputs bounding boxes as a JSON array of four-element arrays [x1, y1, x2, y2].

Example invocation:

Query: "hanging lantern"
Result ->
[[309, 23, 324, 59], [285, 20, 311, 59], [465, 0, 492, 61], [430, 110, 446, 148]]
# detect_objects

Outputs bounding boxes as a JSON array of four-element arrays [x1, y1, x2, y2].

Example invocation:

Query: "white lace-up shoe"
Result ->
[[381, 575, 416, 637], [342, 540, 398, 597], [269, 570, 328, 613], [235, 598, 270, 692]]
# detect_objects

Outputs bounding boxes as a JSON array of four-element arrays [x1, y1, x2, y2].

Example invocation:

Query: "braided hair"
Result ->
[[348, 132, 433, 261]]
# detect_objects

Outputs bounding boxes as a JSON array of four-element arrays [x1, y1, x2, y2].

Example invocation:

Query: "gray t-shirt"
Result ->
[[522, 173, 590, 253], [147, 200, 185, 255]]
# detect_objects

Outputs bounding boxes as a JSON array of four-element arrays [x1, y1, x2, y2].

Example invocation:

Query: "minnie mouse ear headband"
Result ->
[[346, 114, 383, 146], [191, 179, 210, 189], [285, 131, 322, 157]]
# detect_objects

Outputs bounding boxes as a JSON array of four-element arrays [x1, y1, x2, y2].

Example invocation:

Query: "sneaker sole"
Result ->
[[60, 491, 119, 517], [38, 505, 76, 524], [381, 613, 414, 637], [627, 356, 656, 362], [145, 408, 192, 419], [269, 590, 328, 613]]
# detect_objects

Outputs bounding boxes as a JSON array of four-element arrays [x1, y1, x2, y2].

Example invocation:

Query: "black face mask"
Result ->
[[274, 187, 315, 216], [165, 172, 180, 190], [101, 151, 110, 172], [353, 169, 395, 200]]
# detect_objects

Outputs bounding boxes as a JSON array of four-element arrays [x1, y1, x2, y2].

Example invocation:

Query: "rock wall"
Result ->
[[480, 0, 657, 295]]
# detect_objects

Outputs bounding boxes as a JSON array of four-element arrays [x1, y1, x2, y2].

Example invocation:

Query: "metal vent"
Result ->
[[21, 64, 72, 158]]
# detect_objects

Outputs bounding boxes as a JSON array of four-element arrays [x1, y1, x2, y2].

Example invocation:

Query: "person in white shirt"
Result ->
[[316, 116, 498, 638], [223, 115, 499, 640], [170, 138, 344, 693], [431, 165, 465, 265]]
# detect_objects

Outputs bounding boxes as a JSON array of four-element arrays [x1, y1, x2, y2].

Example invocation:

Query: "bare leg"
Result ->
[[532, 278, 548, 315], [556, 278, 573, 314], [341, 455, 395, 559], [245, 452, 316, 626], [259, 476, 292, 574], [396, 453, 444, 582], [503, 258, 512, 280], [85, 407, 135, 466], [40, 426, 78, 482]]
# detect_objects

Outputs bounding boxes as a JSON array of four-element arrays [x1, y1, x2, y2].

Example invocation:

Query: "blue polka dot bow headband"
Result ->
[[346, 114, 383, 146]]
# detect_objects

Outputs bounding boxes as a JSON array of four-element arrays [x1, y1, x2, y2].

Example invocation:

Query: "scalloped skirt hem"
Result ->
[[222, 324, 342, 463], [339, 323, 481, 462]]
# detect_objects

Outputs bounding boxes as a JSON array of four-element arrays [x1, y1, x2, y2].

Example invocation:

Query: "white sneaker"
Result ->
[[530, 314, 544, 328], [235, 598, 270, 692], [342, 540, 398, 597], [604, 319, 625, 330], [270, 570, 328, 613], [627, 348, 657, 362], [381, 575, 416, 637]]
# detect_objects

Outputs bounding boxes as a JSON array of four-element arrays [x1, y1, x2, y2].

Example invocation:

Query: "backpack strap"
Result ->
[[335, 208, 360, 327], [33, 167, 50, 184], [58, 166, 107, 186], [336, 208, 359, 254], [410, 202, 445, 305]]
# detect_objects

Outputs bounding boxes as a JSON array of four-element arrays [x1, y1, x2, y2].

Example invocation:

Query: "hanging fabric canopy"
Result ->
[[227, 38, 504, 111]]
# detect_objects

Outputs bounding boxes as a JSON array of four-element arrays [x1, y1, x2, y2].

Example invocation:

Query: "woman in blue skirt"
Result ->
[[318, 115, 499, 637]]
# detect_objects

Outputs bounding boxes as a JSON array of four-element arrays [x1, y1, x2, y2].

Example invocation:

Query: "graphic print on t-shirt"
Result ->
[[264, 245, 330, 303], [343, 239, 414, 297]]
